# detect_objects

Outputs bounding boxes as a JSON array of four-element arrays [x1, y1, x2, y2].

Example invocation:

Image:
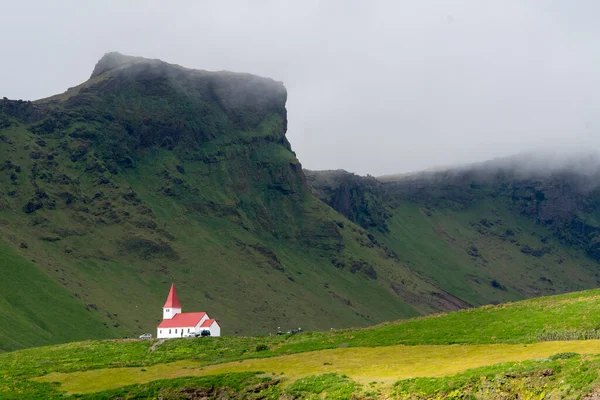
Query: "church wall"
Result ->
[[207, 323, 221, 337], [157, 326, 195, 338], [163, 307, 182, 320]]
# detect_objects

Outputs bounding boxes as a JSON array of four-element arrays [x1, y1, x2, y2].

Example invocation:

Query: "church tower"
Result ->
[[162, 283, 182, 320]]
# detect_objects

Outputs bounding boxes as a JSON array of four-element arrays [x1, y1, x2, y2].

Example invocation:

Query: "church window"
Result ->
[[188, 328, 190, 332], [166, 309, 170, 312], [169, 329, 171, 334], [175, 329, 177, 334]]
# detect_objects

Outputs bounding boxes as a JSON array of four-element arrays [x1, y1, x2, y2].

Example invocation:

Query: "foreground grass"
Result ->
[[74, 372, 356, 400], [5, 288, 600, 398], [393, 352, 600, 399], [35, 341, 600, 394]]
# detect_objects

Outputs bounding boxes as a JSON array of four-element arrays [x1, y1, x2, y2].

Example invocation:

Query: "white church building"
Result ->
[[157, 283, 221, 339]]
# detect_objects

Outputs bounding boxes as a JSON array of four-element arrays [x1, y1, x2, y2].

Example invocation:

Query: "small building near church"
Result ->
[[157, 283, 221, 338]]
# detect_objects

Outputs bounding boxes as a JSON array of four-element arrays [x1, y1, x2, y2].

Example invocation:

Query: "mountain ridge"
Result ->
[[2, 53, 600, 353]]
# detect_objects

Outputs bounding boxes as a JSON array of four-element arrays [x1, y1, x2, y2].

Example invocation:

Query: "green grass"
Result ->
[[378, 200, 600, 308], [5, 288, 600, 397], [37, 340, 600, 394], [72, 372, 268, 400], [393, 352, 600, 399], [286, 374, 356, 399], [0, 242, 114, 351]]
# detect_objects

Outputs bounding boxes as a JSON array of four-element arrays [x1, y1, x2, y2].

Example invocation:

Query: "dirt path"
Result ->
[[149, 339, 165, 352]]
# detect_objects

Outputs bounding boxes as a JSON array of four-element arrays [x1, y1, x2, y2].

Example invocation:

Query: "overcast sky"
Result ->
[[1, 1, 599, 176]]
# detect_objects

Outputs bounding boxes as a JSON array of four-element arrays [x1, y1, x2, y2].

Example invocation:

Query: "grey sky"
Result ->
[[1, 1, 599, 176]]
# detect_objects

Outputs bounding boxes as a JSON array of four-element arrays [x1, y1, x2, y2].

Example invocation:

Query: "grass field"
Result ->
[[5, 288, 600, 398], [35, 341, 600, 395]]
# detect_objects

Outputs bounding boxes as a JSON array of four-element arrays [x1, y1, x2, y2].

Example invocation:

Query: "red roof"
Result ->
[[163, 283, 181, 309], [200, 318, 219, 327], [157, 312, 207, 328]]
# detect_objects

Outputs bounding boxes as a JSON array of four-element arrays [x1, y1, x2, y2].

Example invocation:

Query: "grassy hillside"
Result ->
[[0, 242, 118, 350], [3, 52, 600, 355], [4, 289, 600, 398], [378, 199, 600, 306], [0, 53, 461, 352], [309, 168, 600, 307]]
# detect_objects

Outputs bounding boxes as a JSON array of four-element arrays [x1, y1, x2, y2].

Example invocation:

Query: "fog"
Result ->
[[382, 149, 600, 181], [1, 0, 599, 176]]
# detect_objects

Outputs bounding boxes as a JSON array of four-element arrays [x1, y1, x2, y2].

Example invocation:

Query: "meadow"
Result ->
[[35, 341, 600, 395], [4, 288, 600, 398]]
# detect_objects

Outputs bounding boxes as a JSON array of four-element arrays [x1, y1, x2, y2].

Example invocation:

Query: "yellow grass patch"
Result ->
[[35, 340, 600, 394]]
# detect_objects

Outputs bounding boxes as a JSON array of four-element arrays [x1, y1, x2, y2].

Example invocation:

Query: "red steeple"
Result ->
[[163, 283, 181, 309]]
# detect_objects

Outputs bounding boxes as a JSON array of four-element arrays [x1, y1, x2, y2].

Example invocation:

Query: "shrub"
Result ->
[[549, 352, 579, 360], [537, 329, 600, 342], [286, 373, 356, 399], [255, 344, 269, 352]]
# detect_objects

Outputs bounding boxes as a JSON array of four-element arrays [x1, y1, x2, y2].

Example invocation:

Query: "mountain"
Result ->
[[0, 53, 462, 352], [308, 152, 600, 308], [2, 53, 600, 354]]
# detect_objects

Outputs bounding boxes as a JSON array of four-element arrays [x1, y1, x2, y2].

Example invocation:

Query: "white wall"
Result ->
[[196, 314, 209, 329], [157, 326, 195, 338], [163, 307, 181, 320], [207, 322, 221, 337], [156, 315, 215, 339]]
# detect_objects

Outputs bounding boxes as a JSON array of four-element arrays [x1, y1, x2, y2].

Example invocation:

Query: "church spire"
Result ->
[[163, 283, 181, 309]]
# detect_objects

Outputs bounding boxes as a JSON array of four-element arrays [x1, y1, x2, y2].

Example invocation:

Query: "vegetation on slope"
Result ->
[[0, 242, 117, 351], [309, 166, 600, 308], [305, 169, 391, 232], [393, 353, 600, 399]]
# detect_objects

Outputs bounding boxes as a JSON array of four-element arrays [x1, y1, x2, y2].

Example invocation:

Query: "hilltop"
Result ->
[[3, 289, 600, 398]]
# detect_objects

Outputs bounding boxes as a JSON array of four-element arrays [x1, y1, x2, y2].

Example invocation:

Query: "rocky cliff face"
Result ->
[[306, 170, 390, 232]]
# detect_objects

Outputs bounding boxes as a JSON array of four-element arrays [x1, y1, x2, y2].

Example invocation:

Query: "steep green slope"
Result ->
[[0, 242, 118, 350], [0, 53, 462, 352], [379, 199, 599, 306], [308, 167, 600, 308]]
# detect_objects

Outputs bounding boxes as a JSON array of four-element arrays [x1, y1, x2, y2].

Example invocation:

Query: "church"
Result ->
[[157, 283, 221, 339]]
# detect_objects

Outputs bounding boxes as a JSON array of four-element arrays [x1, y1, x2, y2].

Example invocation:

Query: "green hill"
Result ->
[[0, 53, 459, 352], [2, 52, 600, 355], [307, 166, 600, 307], [4, 289, 600, 398]]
